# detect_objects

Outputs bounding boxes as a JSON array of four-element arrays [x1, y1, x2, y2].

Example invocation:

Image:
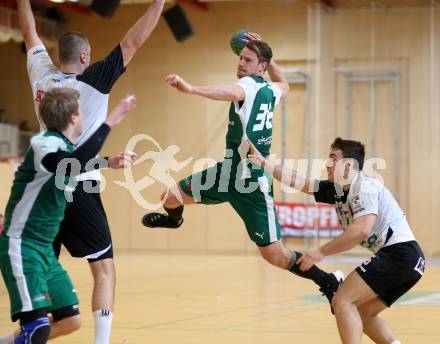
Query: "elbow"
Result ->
[[353, 215, 376, 241], [231, 94, 243, 102], [121, 39, 140, 58], [358, 227, 372, 241], [129, 39, 142, 51], [288, 175, 298, 189], [231, 88, 246, 102], [22, 31, 34, 43]]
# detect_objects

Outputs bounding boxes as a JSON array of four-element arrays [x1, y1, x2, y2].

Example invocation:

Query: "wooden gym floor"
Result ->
[[1, 252, 439, 343]]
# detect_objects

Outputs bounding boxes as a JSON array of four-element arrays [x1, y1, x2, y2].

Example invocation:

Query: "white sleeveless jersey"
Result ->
[[27, 44, 125, 181], [314, 172, 415, 253]]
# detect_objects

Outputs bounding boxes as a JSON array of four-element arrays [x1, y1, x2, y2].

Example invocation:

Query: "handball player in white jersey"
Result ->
[[249, 137, 425, 344]]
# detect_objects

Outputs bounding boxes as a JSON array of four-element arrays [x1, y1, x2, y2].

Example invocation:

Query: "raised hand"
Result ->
[[244, 32, 262, 43], [105, 94, 137, 128]]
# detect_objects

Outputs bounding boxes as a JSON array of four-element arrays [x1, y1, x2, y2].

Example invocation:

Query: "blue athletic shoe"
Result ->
[[14, 317, 50, 344]]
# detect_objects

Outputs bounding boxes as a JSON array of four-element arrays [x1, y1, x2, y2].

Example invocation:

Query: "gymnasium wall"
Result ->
[[306, 3, 440, 256], [0, 41, 36, 127], [0, 163, 13, 217], [0, 1, 439, 255]]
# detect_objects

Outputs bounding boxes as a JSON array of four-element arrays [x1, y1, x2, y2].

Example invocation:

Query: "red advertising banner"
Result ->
[[275, 202, 343, 238]]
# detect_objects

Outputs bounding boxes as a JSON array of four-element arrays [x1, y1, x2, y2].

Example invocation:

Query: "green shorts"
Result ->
[[0, 235, 78, 321], [179, 162, 281, 246]]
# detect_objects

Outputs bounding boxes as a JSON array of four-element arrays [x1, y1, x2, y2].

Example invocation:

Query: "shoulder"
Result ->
[[348, 174, 382, 208], [27, 44, 53, 70], [31, 132, 69, 155], [237, 76, 257, 86], [236, 76, 271, 94], [267, 81, 281, 94], [353, 173, 382, 194], [27, 44, 49, 58]]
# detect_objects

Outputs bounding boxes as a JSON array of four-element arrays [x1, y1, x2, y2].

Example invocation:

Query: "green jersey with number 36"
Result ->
[[226, 75, 282, 180]]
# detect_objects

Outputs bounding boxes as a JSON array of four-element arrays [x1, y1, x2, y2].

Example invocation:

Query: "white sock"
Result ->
[[93, 310, 113, 344], [390, 341, 401, 344], [0, 332, 15, 344]]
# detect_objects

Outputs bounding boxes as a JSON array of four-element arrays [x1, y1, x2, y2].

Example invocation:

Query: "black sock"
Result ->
[[164, 205, 184, 221], [287, 251, 330, 288]]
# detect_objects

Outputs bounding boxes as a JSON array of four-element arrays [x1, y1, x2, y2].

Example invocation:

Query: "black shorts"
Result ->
[[52, 304, 80, 322], [356, 240, 425, 307], [53, 181, 113, 261]]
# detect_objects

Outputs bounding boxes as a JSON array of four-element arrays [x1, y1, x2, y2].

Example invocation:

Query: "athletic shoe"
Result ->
[[14, 317, 50, 344], [142, 212, 183, 229], [319, 270, 344, 314]]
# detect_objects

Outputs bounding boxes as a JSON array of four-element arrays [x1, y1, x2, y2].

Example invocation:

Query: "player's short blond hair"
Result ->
[[39, 88, 80, 132]]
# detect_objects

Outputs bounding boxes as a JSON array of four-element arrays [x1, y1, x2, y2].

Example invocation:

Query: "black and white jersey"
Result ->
[[27, 44, 125, 181], [314, 172, 415, 253]]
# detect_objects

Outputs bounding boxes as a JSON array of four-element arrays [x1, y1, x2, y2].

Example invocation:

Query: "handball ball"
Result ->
[[230, 29, 250, 55]]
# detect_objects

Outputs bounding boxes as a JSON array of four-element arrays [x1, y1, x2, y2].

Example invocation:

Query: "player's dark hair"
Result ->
[[330, 137, 365, 171], [39, 88, 80, 132], [58, 32, 90, 65], [246, 40, 272, 67]]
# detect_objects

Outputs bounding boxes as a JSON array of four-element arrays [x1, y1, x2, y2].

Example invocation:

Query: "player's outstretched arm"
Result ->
[[105, 95, 137, 128], [42, 95, 137, 174], [17, 0, 43, 51], [120, 0, 165, 66], [104, 94, 138, 170], [165, 74, 245, 102], [297, 214, 376, 271], [247, 140, 315, 194]]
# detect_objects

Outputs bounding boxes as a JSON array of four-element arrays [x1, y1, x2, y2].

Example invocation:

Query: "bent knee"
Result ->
[[58, 315, 81, 335], [259, 242, 290, 269], [67, 316, 82, 333], [90, 259, 116, 281], [260, 252, 286, 269], [332, 293, 351, 314]]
